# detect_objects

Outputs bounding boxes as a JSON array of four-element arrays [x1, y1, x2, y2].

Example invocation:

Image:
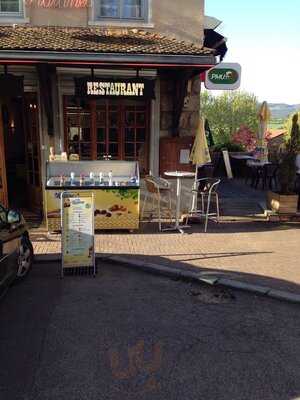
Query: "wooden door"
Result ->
[[159, 136, 194, 176], [24, 93, 42, 213], [0, 103, 8, 207]]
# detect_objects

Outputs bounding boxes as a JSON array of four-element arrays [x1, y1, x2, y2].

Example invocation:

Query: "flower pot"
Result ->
[[267, 191, 299, 214]]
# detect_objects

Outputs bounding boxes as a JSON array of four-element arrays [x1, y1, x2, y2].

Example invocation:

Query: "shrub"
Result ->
[[212, 142, 245, 152], [231, 125, 257, 151], [278, 114, 300, 194]]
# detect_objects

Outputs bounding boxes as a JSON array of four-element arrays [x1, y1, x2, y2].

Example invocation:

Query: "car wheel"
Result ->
[[16, 236, 34, 280]]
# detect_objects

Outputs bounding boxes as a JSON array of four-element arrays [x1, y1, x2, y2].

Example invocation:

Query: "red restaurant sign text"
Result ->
[[25, 0, 90, 8]]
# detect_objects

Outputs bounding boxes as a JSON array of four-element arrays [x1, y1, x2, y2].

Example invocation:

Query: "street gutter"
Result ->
[[34, 253, 300, 304]]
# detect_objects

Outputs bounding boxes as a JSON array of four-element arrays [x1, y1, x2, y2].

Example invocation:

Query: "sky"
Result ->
[[204, 0, 300, 105]]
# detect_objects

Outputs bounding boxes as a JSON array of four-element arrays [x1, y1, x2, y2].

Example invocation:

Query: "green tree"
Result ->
[[200, 91, 259, 145], [278, 114, 300, 194], [285, 110, 300, 141]]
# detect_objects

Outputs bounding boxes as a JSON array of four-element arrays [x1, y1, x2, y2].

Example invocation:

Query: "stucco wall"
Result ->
[[24, 0, 204, 45], [27, 7, 87, 27], [151, 0, 204, 46]]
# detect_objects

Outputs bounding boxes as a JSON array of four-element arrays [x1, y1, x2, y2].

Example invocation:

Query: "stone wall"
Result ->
[[160, 75, 201, 138]]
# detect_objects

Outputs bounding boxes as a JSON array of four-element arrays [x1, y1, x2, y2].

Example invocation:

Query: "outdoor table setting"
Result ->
[[246, 159, 273, 189], [163, 170, 195, 234], [230, 154, 257, 178], [161, 117, 212, 233]]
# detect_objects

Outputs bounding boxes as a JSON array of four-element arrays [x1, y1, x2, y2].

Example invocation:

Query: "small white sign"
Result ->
[[222, 150, 233, 179], [180, 149, 191, 164], [205, 63, 241, 90]]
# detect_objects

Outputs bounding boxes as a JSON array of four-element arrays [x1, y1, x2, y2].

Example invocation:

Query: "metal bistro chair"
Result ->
[[187, 177, 221, 232], [245, 163, 257, 186], [252, 163, 278, 190], [141, 176, 173, 231], [261, 163, 278, 190]]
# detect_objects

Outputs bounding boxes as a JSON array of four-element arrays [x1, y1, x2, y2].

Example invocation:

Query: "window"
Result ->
[[0, 0, 23, 15], [65, 97, 93, 161], [96, 0, 146, 20]]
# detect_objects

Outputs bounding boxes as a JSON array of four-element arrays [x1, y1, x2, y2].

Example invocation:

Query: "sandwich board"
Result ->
[[61, 191, 95, 277]]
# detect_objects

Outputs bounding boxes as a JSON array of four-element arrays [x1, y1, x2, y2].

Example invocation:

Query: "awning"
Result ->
[[204, 29, 228, 61]]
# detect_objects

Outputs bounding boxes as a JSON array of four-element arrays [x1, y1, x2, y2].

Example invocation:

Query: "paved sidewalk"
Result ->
[[31, 220, 300, 295], [29, 178, 300, 296]]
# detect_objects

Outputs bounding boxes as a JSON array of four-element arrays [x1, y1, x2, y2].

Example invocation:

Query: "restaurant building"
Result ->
[[0, 0, 222, 219]]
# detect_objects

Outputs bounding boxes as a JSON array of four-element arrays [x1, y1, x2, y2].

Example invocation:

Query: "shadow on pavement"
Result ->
[[102, 252, 300, 296]]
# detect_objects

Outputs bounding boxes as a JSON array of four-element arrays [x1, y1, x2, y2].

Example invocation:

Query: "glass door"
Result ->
[[96, 99, 120, 160], [123, 100, 148, 174], [65, 97, 93, 160], [24, 93, 43, 213]]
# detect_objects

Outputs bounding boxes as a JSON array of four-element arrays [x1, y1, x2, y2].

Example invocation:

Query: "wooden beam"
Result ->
[[172, 70, 193, 137], [37, 64, 55, 136]]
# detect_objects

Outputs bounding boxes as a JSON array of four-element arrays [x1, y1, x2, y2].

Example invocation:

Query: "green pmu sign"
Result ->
[[205, 63, 241, 90]]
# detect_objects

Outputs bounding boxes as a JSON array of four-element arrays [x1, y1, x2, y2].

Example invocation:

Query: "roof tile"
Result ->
[[0, 26, 214, 56]]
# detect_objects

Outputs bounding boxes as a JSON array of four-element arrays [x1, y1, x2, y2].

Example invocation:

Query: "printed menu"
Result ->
[[62, 192, 94, 269]]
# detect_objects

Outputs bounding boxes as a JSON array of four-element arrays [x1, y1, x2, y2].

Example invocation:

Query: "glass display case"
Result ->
[[45, 160, 140, 231]]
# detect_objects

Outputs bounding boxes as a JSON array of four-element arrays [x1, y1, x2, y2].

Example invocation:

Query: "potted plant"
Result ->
[[267, 113, 300, 214]]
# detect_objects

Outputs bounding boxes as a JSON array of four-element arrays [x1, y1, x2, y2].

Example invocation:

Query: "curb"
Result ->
[[104, 256, 300, 304], [34, 253, 300, 304]]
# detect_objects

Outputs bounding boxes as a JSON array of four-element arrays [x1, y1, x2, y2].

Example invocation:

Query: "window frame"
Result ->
[[0, 0, 24, 17], [93, 0, 149, 23]]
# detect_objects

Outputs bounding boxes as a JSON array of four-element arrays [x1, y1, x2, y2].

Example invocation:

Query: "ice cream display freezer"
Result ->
[[45, 160, 140, 232]]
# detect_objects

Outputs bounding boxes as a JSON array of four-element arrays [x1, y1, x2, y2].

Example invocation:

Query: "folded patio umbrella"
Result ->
[[190, 117, 211, 166], [258, 101, 271, 147], [190, 117, 211, 210]]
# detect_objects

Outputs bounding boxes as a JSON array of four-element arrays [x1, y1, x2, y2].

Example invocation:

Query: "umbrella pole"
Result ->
[[191, 163, 199, 212]]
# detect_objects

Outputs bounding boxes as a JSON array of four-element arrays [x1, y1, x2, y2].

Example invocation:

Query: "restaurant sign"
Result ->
[[75, 77, 156, 100], [205, 63, 241, 90]]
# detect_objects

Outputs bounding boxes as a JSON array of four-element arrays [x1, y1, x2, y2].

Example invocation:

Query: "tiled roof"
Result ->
[[266, 129, 287, 140], [0, 26, 214, 56]]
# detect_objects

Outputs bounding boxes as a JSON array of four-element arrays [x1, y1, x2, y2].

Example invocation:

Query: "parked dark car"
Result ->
[[0, 204, 33, 297]]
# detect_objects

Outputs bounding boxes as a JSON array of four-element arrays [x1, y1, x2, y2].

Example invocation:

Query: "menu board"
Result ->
[[61, 192, 95, 275]]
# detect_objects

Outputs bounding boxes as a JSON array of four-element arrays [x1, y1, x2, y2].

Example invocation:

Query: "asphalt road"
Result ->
[[0, 261, 300, 400]]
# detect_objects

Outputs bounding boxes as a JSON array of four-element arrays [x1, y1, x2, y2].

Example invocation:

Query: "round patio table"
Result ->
[[246, 160, 270, 168], [164, 171, 195, 234]]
